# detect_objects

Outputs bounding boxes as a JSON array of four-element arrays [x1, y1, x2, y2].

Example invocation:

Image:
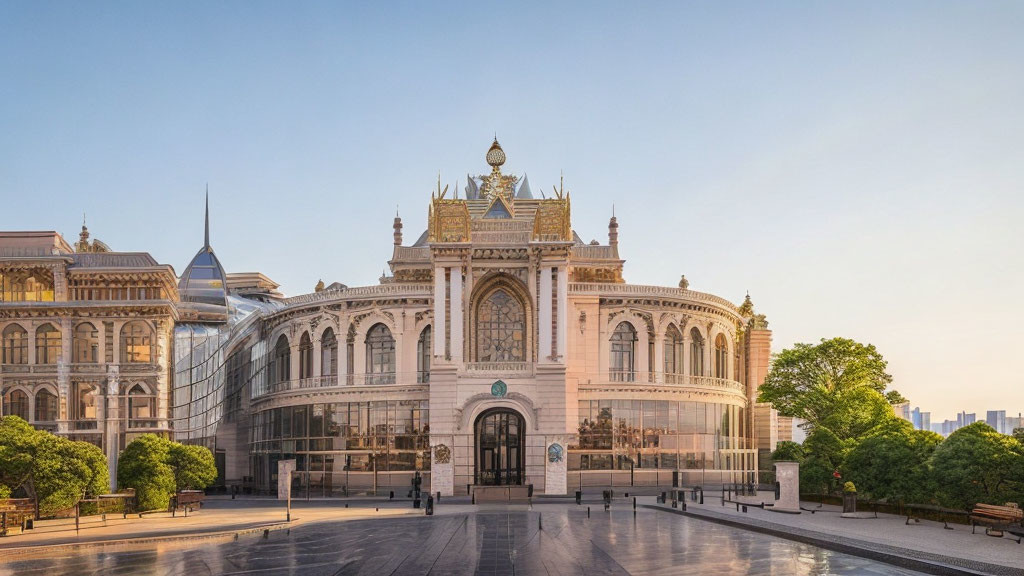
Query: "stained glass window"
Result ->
[[476, 289, 525, 362]]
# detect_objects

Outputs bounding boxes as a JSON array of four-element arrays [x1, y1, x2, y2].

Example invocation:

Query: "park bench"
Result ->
[[970, 503, 1023, 540], [170, 490, 206, 517], [0, 498, 35, 536]]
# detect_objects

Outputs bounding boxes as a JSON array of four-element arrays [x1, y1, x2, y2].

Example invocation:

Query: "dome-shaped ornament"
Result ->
[[486, 138, 506, 168]]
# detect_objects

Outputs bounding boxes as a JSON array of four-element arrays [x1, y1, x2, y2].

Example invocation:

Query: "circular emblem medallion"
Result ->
[[490, 380, 507, 397], [548, 443, 563, 463], [433, 444, 451, 464]]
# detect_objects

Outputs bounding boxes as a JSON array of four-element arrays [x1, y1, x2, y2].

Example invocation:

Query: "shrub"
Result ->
[[117, 435, 218, 511]]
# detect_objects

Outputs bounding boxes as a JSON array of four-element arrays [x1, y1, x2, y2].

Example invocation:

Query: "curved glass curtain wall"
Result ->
[[249, 400, 431, 496], [570, 399, 756, 485]]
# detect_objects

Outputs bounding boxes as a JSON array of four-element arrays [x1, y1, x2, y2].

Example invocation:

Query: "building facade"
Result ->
[[0, 228, 178, 488]]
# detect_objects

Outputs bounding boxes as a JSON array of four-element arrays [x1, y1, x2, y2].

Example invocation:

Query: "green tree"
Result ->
[[0, 416, 109, 515], [117, 435, 219, 511], [842, 418, 942, 503], [757, 338, 898, 437], [770, 441, 806, 463], [168, 443, 218, 490], [799, 426, 850, 494], [930, 422, 1024, 509], [117, 434, 176, 511], [1012, 428, 1024, 444]]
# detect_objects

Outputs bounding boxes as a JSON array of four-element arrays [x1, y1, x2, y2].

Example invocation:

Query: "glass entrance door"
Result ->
[[475, 408, 524, 485]]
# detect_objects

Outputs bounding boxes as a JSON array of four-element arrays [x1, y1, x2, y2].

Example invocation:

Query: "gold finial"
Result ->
[[738, 292, 754, 317], [486, 137, 506, 169], [315, 279, 325, 293]]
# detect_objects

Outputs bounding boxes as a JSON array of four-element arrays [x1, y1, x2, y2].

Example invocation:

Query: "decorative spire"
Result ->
[[608, 208, 619, 248], [486, 137, 506, 170], [204, 185, 210, 248], [393, 207, 403, 246], [738, 291, 754, 317]]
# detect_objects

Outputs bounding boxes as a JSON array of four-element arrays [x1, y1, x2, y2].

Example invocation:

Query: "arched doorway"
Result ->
[[474, 408, 525, 486]]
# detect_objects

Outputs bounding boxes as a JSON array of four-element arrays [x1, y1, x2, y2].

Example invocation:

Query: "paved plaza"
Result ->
[[0, 496, 1022, 575]]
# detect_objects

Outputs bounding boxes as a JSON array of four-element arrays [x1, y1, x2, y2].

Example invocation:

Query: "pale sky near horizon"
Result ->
[[2, 2, 1022, 421]]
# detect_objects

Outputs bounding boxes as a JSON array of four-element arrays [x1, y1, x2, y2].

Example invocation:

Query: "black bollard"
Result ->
[[426, 496, 434, 516], [539, 514, 542, 531], [576, 490, 582, 505], [587, 506, 591, 518], [390, 491, 394, 500], [437, 491, 441, 502], [742, 505, 748, 513], [414, 497, 421, 509], [699, 489, 704, 505]]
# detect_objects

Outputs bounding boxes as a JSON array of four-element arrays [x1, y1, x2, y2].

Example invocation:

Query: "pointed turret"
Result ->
[[178, 190, 229, 313], [608, 208, 619, 248], [516, 173, 533, 199], [393, 208, 403, 246]]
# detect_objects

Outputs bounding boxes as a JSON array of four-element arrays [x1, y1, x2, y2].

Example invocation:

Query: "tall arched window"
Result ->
[[2, 324, 28, 364], [664, 325, 684, 383], [476, 288, 525, 362], [271, 335, 290, 386], [714, 333, 729, 379], [127, 383, 155, 427], [74, 322, 99, 363], [2, 389, 29, 420], [35, 389, 58, 422], [298, 332, 313, 379], [35, 323, 62, 364], [71, 382, 98, 422], [610, 322, 637, 382], [689, 328, 705, 376], [120, 321, 153, 364], [365, 323, 395, 384], [417, 326, 431, 383], [320, 328, 337, 378]]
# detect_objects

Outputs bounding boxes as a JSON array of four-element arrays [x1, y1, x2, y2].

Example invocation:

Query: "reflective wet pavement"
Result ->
[[0, 507, 928, 575]]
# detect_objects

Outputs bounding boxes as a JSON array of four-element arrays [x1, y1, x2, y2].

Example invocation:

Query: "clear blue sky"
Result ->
[[2, 1, 1022, 419]]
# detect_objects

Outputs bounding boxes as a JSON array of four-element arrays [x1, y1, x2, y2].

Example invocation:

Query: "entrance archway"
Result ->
[[474, 408, 525, 486]]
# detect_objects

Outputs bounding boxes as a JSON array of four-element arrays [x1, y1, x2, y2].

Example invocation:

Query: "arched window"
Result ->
[[120, 321, 153, 364], [70, 382, 98, 422], [35, 388, 58, 422], [320, 328, 337, 378], [610, 322, 637, 382], [715, 333, 729, 379], [3, 389, 29, 420], [476, 288, 525, 362], [0, 269, 55, 302], [2, 324, 28, 364], [417, 326, 431, 383], [74, 322, 99, 363], [271, 335, 291, 386], [664, 325, 684, 383], [127, 383, 155, 427], [35, 323, 62, 364], [298, 332, 313, 379], [366, 323, 395, 384], [689, 328, 705, 376]]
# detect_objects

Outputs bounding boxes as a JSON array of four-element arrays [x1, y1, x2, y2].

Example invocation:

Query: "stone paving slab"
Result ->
[[652, 495, 1024, 576]]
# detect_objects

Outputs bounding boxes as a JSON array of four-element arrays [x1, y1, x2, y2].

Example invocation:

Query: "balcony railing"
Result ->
[[262, 372, 424, 396], [577, 372, 746, 394], [462, 362, 533, 377]]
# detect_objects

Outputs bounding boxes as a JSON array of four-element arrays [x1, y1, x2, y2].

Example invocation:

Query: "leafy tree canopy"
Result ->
[[758, 337, 901, 440], [842, 418, 941, 503], [0, 416, 109, 515], [930, 422, 1024, 509]]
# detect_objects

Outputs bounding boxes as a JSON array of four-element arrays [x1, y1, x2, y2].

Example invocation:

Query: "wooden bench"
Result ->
[[171, 490, 206, 517], [970, 503, 1023, 539], [0, 498, 35, 536]]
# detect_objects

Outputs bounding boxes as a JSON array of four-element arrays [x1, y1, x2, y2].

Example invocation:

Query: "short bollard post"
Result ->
[[414, 496, 421, 509], [633, 497, 637, 510], [742, 505, 748, 513], [699, 489, 704, 505], [576, 490, 582, 505], [436, 491, 441, 502], [389, 491, 394, 500], [587, 506, 591, 518], [425, 496, 434, 516], [539, 514, 542, 531]]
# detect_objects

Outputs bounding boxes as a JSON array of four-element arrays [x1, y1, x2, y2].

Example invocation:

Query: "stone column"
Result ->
[[433, 267, 446, 358], [27, 323, 36, 365], [337, 317, 349, 385], [538, 266, 552, 362], [682, 332, 692, 385], [105, 375, 120, 492], [450, 266, 463, 363], [556, 266, 567, 363]]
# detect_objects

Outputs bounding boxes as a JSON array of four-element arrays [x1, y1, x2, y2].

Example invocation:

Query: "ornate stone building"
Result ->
[[0, 227, 178, 489], [239, 140, 772, 495]]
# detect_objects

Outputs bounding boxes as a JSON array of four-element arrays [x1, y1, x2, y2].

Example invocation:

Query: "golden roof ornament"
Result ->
[[738, 292, 754, 317], [486, 137, 506, 169], [315, 279, 325, 292]]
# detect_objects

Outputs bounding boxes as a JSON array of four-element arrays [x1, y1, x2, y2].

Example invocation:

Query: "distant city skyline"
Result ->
[[2, 2, 1023, 416]]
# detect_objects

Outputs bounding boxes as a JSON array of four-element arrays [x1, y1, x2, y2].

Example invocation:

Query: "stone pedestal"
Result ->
[[544, 442, 567, 495], [431, 442, 455, 497], [772, 461, 801, 514]]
